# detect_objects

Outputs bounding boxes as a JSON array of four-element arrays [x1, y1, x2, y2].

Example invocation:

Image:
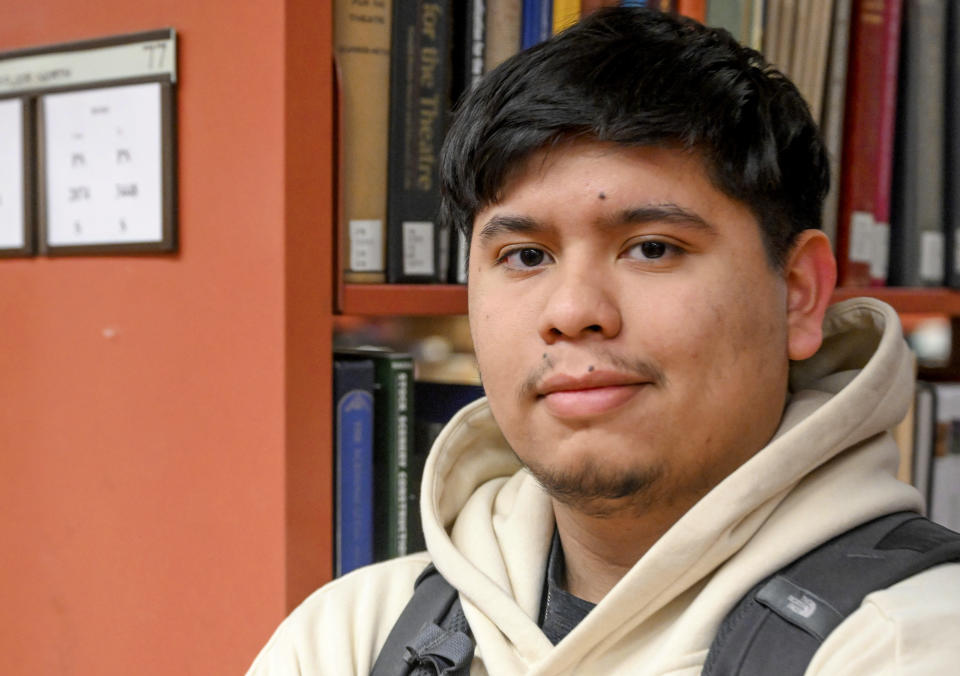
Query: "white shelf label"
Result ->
[[349, 219, 384, 272], [402, 221, 435, 276]]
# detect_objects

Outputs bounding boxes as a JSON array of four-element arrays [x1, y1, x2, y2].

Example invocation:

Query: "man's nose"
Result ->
[[537, 266, 622, 343]]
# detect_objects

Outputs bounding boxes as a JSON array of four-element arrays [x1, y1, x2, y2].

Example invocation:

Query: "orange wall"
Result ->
[[0, 1, 333, 673]]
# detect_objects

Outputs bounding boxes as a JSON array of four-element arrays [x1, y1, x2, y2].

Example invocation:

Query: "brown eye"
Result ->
[[519, 248, 545, 266], [640, 241, 666, 258], [623, 239, 681, 262]]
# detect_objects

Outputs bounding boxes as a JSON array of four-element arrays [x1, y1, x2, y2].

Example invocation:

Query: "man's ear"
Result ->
[[783, 229, 837, 361]]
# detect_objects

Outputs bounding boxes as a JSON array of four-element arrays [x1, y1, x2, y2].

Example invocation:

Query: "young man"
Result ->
[[249, 8, 960, 673]]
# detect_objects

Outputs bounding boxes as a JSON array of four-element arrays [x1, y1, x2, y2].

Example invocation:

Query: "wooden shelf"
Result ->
[[341, 285, 960, 317], [340, 284, 468, 316], [831, 288, 960, 315]]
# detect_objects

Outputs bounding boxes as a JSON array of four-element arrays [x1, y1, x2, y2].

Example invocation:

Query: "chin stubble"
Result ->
[[525, 454, 668, 519]]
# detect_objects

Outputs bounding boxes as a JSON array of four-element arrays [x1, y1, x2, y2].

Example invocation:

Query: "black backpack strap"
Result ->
[[703, 512, 960, 676], [370, 564, 475, 676]]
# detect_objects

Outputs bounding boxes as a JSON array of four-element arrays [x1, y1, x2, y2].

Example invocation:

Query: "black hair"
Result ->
[[438, 7, 829, 269]]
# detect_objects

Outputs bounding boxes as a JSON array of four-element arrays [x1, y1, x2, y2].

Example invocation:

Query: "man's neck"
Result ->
[[552, 498, 687, 603]]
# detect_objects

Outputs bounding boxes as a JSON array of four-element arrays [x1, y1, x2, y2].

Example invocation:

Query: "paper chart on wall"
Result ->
[[0, 98, 25, 250], [42, 81, 163, 247]]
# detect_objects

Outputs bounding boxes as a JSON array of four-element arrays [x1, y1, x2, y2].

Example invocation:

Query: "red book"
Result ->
[[676, 0, 705, 22], [581, 0, 619, 16], [835, 0, 903, 286]]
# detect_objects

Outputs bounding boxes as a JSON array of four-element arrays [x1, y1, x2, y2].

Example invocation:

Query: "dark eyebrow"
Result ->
[[610, 204, 717, 233], [476, 214, 544, 242], [476, 203, 716, 243]]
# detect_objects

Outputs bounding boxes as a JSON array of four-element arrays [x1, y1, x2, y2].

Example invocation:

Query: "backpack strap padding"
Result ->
[[370, 565, 460, 676], [703, 512, 960, 676]]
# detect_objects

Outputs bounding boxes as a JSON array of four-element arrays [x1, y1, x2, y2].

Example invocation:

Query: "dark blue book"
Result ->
[[522, 0, 552, 49], [409, 381, 486, 551], [333, 357, 376, 576]]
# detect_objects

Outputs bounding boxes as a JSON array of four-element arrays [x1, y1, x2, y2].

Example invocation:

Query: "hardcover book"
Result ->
[[944, 0, 960, 287], [888, 0, 947, 287], [334, 0, 392, 283], [387, 0, 455, 283], [522, 0, 552, 48], [485, 0, 523, 70], [332, 356, 376, 576], [835, 0, 903, 286], [344, 348, 417, 560], [411, 381, 486, 551]]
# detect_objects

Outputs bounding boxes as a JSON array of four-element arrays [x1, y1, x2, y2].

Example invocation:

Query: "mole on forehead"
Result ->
[[598, 192, 606, 200]]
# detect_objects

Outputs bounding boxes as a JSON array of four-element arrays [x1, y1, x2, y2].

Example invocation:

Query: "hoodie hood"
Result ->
[[420, 297, 922, 674]]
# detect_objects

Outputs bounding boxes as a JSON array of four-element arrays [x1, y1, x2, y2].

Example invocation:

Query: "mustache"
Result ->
[[518, 351, 666, 399]]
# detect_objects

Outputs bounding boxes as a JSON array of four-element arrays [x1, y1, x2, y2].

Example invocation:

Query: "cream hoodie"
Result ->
[[248, 298, 960, 675]]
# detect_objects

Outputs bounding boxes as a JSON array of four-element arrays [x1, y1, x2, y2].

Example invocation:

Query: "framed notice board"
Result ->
[[0, 28, 177, 256], [0, 96, 33, 256]]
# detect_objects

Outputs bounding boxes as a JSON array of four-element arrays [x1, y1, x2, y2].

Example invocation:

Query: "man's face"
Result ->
[[468, 141, 792, 516]]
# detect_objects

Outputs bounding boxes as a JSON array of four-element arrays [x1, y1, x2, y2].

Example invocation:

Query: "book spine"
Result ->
[[335, 0, 392, 283], [452, 0, 487, 104], [945, 0, 960, 287], [485, 0, 523, 70], [888, 0, 947, 286], [522, 0, 552, 48], [333, 359, 376, 577], [580, 0, 620, 17], [675, 0, 706, 22], [387, 0, 454, 283], [819, 0, 854, 246], [371, 355, 416, 560], [411, 381, 486, 551], [836, 0, 902, 286], [553, 0, 581, 33]]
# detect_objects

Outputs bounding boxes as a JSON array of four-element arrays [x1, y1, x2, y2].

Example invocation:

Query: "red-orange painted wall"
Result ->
[[0, 1, 333, 673]]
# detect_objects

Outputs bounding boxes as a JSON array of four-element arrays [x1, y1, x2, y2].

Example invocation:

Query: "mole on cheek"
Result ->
[[598, 192, 606, 200]]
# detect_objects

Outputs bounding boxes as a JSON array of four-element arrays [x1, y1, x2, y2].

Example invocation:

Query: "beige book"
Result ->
[[485, 0, 523, 72], [335, 0, 391, 283]]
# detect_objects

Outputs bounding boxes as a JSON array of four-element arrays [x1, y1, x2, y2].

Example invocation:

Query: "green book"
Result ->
[[344, 347, 416, 560]]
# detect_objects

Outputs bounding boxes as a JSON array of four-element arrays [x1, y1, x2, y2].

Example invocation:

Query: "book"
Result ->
[[888, 0, 948, 287], [913, 381, 936, 509], [944, 0, 960, 288], [335, 0, 392, 283], [346, 348, 416, 560], [676, 0, 706, 22], [452, 0, 487, 104], [485, 0, 523, 70], [411, 380, 487, 551], [332, 356, 376, 576], [930, 382, 960, 530], [819, 0, 854, 245], [386, 0, 455, 283], [553, 0, 581, 33], [835, 0, 903, 286], [706, 0, 760, 49], [522, 0, 553, 48], [581, 0, 619, 17]]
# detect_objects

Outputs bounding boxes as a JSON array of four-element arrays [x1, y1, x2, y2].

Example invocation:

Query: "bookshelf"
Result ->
[[341, 284, 960, 318], [340, 284, 469, 316]]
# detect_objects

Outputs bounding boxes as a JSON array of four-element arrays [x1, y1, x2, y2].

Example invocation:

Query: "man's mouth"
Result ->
[[537, 371, 651, 418]]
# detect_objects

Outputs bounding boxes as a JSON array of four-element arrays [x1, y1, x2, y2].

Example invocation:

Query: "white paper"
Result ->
[[43, 82, 164, 247], [0, 98, 25, 249]]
